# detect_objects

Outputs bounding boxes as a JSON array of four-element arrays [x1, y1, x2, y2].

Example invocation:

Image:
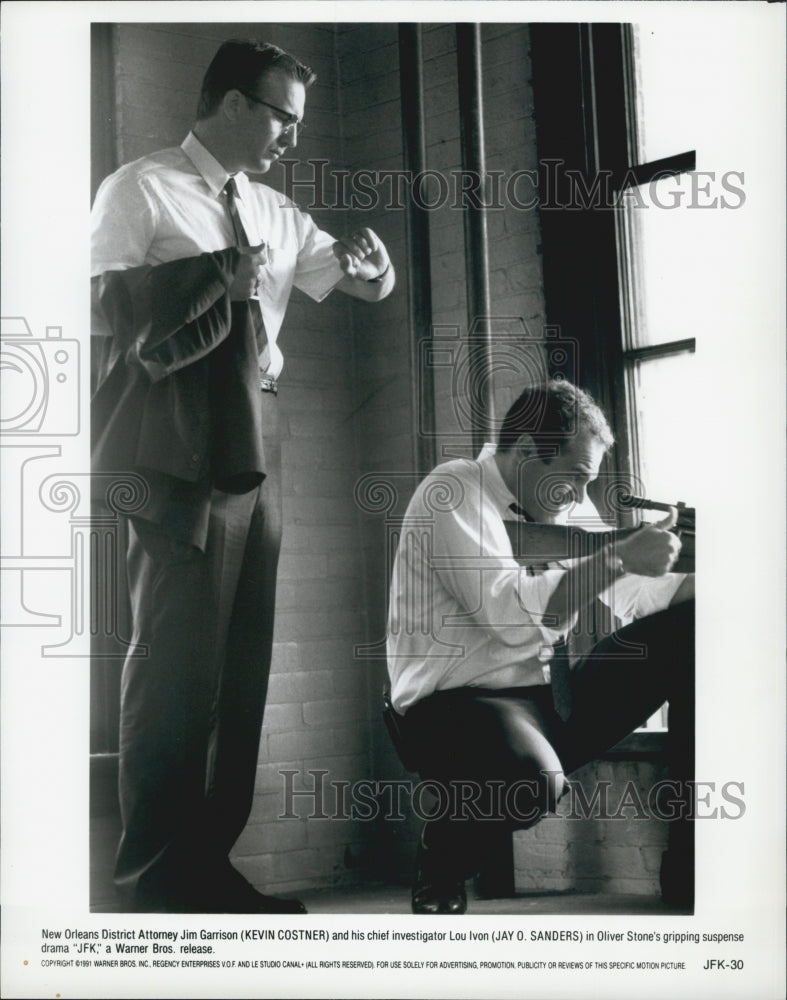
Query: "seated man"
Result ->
[[386, 380, 695, 914]]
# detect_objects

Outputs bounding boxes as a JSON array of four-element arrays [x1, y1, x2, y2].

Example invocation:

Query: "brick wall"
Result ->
[[514, 759, 670, 896], [419, 24, 549, 453]]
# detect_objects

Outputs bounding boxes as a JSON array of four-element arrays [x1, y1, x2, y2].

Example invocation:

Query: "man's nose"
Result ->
[[282, 126, 298, 149], [572, 483, 587, 505]]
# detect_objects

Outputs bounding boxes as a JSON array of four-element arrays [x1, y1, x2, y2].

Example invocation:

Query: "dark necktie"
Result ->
[[224, 176, 255, 250], [549, 635, 573, 721], [508, 503, 623, 720], [223, 178, 267, 354], [552, 553, 624, 722], [521, 561, 573, 721], [510, 502, 573, 719]]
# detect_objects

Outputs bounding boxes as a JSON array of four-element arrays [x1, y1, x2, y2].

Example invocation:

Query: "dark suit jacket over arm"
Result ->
[[92, 249, 268, 548]]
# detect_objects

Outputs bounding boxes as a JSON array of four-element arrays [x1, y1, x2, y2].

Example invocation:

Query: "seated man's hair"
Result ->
[[497, 380, 614, 459], [196, 39, 316, 120]]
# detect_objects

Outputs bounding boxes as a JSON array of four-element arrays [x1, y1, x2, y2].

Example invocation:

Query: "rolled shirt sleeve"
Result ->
[[91, 168, 158, 276], [603, 572, 688, 623], [291, 209, 344, 302]]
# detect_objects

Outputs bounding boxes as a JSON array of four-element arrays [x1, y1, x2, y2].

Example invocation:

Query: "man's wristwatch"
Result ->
[[366, 262, 391, 283]]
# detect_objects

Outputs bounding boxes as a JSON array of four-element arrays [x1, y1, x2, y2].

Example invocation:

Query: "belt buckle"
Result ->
[[259, 376, 278, 395]]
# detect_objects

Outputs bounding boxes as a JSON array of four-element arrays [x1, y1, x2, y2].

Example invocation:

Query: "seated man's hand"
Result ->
[[228, 248, 267, 301], [617, 510, 682, 577]]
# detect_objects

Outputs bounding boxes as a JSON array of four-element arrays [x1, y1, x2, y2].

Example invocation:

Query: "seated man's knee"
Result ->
[[417, 767, 563, 828], [503, 764, 565, 828], [472, 700, 565, 822]]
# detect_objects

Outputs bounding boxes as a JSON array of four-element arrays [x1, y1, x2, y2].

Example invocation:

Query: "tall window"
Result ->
[[617, 24, 743, 504], [617, 172, 696, 502]]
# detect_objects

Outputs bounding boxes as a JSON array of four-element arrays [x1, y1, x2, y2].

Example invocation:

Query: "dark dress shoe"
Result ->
[[411, 842, 467, 914], [412, 877, 467, 915]]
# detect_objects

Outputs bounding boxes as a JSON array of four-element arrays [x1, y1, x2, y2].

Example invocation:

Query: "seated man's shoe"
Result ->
[[412, 877, 467, 915], [411, 842, 467, 915]]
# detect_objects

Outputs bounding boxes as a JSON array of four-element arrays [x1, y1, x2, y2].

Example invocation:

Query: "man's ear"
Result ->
[[221, 89, 244, 122], [514, 433, 538, 460]]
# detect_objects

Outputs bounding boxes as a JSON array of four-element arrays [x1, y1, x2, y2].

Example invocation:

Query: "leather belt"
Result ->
[[259, 376, 278, 395]]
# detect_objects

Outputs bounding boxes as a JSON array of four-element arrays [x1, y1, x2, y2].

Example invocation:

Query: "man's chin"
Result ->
[[263, 151, 284, 168]]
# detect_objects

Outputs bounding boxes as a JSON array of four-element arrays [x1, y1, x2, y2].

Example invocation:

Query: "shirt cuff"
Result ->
[[296, 256, 344, 302]]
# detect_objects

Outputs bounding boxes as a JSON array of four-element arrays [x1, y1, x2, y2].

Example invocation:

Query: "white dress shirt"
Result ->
[[91, 132, 344, 377], [387, 445, 685, 714]]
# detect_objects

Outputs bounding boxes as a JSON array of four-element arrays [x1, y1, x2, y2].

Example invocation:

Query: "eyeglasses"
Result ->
[[239, 91, 306, 135]]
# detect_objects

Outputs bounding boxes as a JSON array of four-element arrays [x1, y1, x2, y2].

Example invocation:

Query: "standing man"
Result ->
[[91, 39, 394, 913], [387, 380, 694, 913]]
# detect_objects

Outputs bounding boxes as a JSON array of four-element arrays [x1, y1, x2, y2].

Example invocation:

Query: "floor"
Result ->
[[91, 812, 686, 916], [297, 884, 686, 916], [92, 880, 686, 916], [92, 856, 686, 917]]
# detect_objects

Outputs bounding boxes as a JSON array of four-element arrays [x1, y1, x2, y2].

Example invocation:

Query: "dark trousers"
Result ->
[[114, 395, 282, 908], [404, 600, 695, 886]]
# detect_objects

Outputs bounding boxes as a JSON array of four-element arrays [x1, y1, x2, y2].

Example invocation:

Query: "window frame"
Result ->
[[530, 22, 697, 740], [531, 22, 697, 519], [613, 29, 697, 491]]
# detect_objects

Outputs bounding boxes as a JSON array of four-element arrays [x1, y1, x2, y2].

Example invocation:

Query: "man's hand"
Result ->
[[333, 227, 390, 282], [616, 510, 682, 577], [545, 510, 682, 630], [228, 247, 267, 301]]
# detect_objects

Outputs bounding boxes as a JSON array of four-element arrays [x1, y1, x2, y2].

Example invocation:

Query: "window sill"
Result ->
[[603, 729, 667, 761]]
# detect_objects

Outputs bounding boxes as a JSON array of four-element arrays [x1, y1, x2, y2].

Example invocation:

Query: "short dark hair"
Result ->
[[497, 380, 614, 459], [196, 39, 316, 120]]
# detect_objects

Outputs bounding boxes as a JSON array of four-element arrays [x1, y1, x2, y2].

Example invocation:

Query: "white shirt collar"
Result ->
[[181, 131, 236, 199], [476, 443, 520, 517]]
